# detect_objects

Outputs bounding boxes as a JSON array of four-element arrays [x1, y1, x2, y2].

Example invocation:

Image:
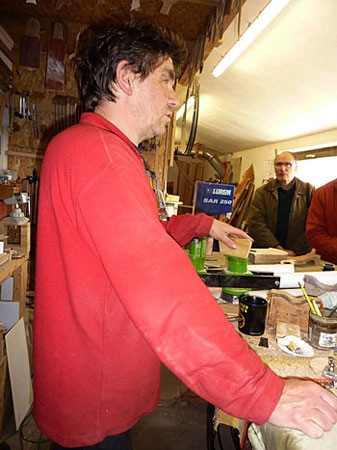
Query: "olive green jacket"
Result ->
[[248, 178, 315, 255]]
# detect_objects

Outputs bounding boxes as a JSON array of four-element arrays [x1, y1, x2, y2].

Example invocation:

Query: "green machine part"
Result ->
[[222, 255, 252, 299], [188, 237, 207, 273]]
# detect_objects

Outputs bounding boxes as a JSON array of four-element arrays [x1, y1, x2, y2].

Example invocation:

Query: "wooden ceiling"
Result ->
[[2, 1, 218, 41], [0, 0, 238, 83]]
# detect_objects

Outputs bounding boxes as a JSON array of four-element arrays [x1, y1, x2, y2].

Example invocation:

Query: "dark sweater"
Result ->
[[275, 183, 295, 247]]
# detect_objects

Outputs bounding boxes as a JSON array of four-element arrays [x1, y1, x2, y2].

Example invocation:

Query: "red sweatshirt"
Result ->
[[33, 113, 284, 447], [306, 178, 337, 264]]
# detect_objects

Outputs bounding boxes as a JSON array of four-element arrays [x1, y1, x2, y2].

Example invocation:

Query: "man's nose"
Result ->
[[168, 89, 180, 109]]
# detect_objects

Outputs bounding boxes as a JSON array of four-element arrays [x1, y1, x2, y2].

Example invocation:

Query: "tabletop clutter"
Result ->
[[200, 238, 337, 388]]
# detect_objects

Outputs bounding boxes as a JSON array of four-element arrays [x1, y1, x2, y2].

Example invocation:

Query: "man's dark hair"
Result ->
[[77, 22, 185, 111]]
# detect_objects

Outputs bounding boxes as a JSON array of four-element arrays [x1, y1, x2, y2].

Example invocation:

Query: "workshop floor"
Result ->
[[1, 365, 241, 450]]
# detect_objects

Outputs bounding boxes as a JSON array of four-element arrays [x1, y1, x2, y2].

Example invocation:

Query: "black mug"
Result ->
[[238, 295, 268, 336]]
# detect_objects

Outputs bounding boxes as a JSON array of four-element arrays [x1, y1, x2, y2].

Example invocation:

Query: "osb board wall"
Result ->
[[0, 0, 235, 87], [1, 15, 82, 179], [1, 14, 173, 187]]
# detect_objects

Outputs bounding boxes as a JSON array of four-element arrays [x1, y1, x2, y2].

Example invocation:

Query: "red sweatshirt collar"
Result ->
[[80, 112, 141, 159]]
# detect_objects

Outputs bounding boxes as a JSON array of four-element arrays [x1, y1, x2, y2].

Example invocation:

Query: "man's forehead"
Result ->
[[157, 58, 176, 78], [275, 152, 294, 162]]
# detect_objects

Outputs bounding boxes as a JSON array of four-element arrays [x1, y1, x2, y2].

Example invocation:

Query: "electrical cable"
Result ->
[[19, 410, 50, 447]]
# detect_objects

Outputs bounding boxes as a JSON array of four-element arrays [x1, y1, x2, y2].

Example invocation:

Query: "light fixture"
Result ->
[[26, 0, 37, 4], [212, 0, 293, 77], [176, 96, 195, 121]]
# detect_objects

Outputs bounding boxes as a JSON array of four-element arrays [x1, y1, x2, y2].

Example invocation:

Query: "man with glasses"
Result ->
[[248, 151, 315, 255]]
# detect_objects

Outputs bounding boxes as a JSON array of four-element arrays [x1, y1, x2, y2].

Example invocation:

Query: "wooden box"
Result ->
[[248, 248, 288, 264], [267, 289, 311, 332]]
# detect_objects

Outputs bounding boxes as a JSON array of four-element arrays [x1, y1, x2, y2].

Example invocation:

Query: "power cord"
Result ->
[[0, 410, 50, 450]]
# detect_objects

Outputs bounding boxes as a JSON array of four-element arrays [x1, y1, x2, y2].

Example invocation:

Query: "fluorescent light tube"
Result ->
[[213, 0, 293, 77], [176, 96, 195, 120]]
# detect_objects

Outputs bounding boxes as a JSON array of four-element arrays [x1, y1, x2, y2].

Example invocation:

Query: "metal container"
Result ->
[[189, 238, 201, 257], [308, 308, 337, 350], [238, 295, 268, 336]]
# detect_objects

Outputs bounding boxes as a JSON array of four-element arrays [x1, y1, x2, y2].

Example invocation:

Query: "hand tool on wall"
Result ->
[[14, 93, 24, 119], [53, 95, 79, 133], [20, 17, 41, 69], [46, 21, 66, 91], [11, 92, 19, 132]]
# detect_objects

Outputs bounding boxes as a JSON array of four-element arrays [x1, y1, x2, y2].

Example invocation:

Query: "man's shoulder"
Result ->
[[294, 177, 315, 192], [315, 178, 337, 197], [256, 179, 276, 193], [319, 178, 337, 191], [46, 120, 132, 160]]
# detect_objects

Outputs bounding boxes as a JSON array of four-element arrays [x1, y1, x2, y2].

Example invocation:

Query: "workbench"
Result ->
[[0, 256, 28, 321], [205, 252, 337, 450]]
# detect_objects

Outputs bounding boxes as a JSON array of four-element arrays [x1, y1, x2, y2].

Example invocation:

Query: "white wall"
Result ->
[[234, 129, 337, 188]]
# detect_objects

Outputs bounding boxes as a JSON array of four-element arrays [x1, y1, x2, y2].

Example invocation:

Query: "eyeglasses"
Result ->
[[274, 162, 293, 168]]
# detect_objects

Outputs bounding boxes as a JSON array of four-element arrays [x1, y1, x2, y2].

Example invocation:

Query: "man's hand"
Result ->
[[268, 379, 337, 438], [209, 219, 253, 249], [276, 245, 296, 256]]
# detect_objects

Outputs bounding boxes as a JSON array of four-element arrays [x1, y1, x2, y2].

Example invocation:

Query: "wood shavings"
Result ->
[[310, 356, 331, 375]]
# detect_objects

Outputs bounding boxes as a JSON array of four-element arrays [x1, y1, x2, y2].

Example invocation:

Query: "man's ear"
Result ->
[[115, 60, 136, 96]]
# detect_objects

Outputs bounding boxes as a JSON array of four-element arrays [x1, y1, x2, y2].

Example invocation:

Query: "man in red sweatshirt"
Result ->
[[306, 178, 337, 264], [33, 22, 337, 450]]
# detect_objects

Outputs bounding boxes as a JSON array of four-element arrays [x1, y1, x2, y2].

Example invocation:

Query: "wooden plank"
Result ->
[[195, 161, 204, 181], [5, 318, 33, 430], [248, 248, 289, 264], [13, 260, 28, 319], [219, 237, 252, 259], [177, 160, 188, 202], [0, 257, 27, 285], [0, 355, 7, 436], [168, 113, 177, 167], [184, 162, 197, 206], [233, 182, 254, 229], [0, 254, 9, 266]]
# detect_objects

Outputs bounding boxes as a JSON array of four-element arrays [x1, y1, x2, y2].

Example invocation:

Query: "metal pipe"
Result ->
[[175, 149, 225, 179]]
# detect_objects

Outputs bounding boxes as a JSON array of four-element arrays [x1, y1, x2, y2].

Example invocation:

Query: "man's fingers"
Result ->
[[298, 420, 324, 439], [228, 229, 253, 241], [321, 387, 337, 412], [221, 237, 237, 249], [268, 379, 337, 438]]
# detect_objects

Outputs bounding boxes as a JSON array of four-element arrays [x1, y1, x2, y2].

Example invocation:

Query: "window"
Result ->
[[296, 155, 337, 188]]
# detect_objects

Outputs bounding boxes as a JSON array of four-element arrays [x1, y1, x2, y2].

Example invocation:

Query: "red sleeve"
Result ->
[[306, 186, 337, 263], [162, 213, 213, 246], [78, 164, 284, 425]]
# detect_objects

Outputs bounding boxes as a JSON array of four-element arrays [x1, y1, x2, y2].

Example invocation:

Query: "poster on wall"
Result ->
[[263, 159, 275, 182]]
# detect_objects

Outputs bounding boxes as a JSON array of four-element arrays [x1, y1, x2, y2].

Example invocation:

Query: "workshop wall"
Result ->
[[0, 14, 84, 179], [235, 128, 337, 189], [0, 15, 170, 187]]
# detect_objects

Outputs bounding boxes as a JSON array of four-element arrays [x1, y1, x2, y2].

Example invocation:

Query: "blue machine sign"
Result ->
[[194, 182, 234, 216]]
